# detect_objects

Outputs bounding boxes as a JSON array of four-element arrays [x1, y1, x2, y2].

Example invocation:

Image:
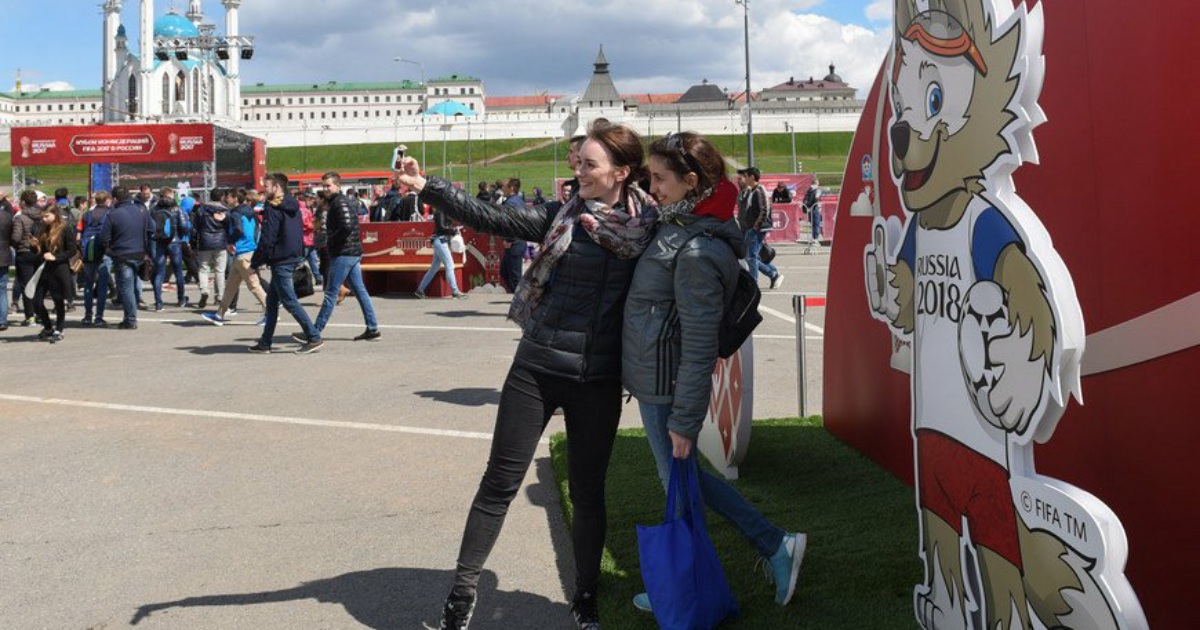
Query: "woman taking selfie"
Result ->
[[33, 206, 78, 343], [623, 132, 806, 611], [396, 120, 655, 630]]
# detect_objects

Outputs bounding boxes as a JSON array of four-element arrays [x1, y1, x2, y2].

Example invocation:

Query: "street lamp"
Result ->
[[735, 0, 754, 166], [393, 56, 427, 166]]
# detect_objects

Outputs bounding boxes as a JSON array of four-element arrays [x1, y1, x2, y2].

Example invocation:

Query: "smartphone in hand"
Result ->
[[391, 145, 408, 171]]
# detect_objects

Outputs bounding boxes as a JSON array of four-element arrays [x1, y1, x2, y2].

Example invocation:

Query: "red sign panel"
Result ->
[[10, 124, 215, 166]]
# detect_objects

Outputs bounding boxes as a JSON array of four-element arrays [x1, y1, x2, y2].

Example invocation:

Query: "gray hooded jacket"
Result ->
[[622, 214, 747, 440]]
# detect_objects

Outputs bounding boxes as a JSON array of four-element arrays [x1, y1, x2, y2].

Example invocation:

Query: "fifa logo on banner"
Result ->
[[20, 136, 31, 159], [168, 133, 179, 155]]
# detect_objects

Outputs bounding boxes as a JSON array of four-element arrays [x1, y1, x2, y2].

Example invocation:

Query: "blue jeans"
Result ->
[[152, 241, 187, 306], [113, 257, 141, 324], [811, 209, 822, 240], [305, 247, 323, 284], [744, 228, 779, 283], [82, 256, 112, 321], [0, 265, 8, 326], [638, 401, 784, 557], [417, 236, 460, 294], [259, 261, 318, 346], [314, 255, 378, 333]]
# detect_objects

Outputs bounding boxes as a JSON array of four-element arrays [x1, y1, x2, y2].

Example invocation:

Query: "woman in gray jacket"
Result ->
[[623, 132, 806, 612]]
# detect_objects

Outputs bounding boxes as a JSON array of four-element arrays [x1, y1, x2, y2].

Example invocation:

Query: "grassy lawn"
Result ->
[[550, 417, 921, 629]]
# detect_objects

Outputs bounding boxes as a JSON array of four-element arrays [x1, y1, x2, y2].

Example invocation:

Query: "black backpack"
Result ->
[[674, 231, 764, 358], [151, 207, 174, 241], [80, 209, 107, 263]]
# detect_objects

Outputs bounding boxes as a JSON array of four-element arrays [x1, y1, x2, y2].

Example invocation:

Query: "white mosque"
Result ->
[[101, 0, 248, 124]]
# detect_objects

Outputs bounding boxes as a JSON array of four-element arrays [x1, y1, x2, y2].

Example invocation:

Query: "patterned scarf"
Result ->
[[654, 178, 740, 225], [508, 185, 657, 327]]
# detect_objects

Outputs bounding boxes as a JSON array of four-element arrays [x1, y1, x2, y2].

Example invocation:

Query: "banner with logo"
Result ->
[[10, 124, 215, 166]]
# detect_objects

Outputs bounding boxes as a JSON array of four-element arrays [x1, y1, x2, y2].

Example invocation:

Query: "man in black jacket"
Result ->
[[194, 189, 231, 309], [737, 167, 783, 289], [249, 173, 322, 353], [305, 172, 380, 342], [99, 186, 153, 329]]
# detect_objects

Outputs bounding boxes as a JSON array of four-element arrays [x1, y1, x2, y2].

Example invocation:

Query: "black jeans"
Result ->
[[14, 252, 39, 320], [453, 363, 622, 597], [34, 262, 72, 332]]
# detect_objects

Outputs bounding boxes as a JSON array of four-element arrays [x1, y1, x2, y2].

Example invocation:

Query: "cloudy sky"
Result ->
[[4, 0, 893, 98]]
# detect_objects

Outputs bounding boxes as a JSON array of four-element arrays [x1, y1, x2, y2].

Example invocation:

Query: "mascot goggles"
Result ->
[[902, 10, 989, 76]]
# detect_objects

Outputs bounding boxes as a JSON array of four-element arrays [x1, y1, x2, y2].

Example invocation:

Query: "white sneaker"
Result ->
[[770, 274, 785, 290]]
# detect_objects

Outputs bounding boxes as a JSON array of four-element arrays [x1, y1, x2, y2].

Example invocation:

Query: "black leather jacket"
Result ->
[[325, 192, 362, 257], [431, 208, 457, 238], [419, 177, 638, 382]]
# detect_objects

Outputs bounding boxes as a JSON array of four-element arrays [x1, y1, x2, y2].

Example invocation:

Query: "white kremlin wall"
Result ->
[[1, 110, 859, 156]]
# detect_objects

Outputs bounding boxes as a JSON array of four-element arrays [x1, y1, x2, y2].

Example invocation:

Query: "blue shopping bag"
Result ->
[[636, 457, 738, 630]]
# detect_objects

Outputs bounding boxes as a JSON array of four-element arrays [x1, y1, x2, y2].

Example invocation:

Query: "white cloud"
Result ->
[[17, 81, 76, 93], [865, 0, 893, 22], [225, 0, 888, 98]]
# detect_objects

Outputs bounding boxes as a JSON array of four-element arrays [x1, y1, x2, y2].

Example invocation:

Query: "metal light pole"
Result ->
[[736, 0, 755, 166], [394, 56, 427, 166], [785, 121, 797, 173], [467, 118, 473, 187]]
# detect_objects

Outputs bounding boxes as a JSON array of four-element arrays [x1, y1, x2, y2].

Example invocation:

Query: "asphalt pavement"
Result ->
[[0, 243, 829, 629]]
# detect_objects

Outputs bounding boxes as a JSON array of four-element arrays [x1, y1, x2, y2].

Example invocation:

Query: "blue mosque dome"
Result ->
[[154, 11, 200, 38]]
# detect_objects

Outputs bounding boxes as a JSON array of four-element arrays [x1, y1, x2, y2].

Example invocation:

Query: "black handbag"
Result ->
[[293, 261, 315, 298], [760, 241, 777, 265]]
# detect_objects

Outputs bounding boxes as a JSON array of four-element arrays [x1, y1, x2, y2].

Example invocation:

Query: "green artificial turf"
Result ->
[[549, 417, 922, 629]]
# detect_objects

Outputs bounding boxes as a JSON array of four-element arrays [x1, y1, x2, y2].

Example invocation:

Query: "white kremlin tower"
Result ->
[[101, 0, 250, 124]]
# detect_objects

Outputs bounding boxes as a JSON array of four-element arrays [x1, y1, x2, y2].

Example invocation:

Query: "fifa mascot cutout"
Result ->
[[864, 1, 1147, 628]]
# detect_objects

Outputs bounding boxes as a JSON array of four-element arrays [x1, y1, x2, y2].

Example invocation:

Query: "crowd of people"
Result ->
[[1, 120, 805, 630], [0, 173, 385, 352]]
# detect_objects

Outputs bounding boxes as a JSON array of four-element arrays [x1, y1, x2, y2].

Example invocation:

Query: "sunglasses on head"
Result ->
[[664, 132, 705, 179]]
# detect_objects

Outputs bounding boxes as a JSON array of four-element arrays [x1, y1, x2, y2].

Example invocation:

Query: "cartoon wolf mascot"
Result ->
[[864, 1, 1146, 629]]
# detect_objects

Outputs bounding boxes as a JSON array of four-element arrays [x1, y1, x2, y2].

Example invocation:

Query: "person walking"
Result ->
[[624, 132, 806, 613], [78, 191, 113, 328], [179, 194, 199, 284], [300, 193, 325, 286], [202, 189, 267, 326], [803, 178, 823, 243], [396, 120, 656, 630], [194, 190, 231, 309], [498, 178, 527, 293], [12, 189, 46, 327], [0, 194, 13, 331], [737, 166, 783, 289], [304, 172, 381, 342], [98, 186, 152, 330], [414, 204, 466, 300], [149, 187, 189, 311], [31, 206, 78, 342], [249, 173, 322, 354]]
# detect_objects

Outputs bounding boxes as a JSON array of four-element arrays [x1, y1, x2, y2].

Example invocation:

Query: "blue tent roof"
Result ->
[[423, 100, 477, 117]]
